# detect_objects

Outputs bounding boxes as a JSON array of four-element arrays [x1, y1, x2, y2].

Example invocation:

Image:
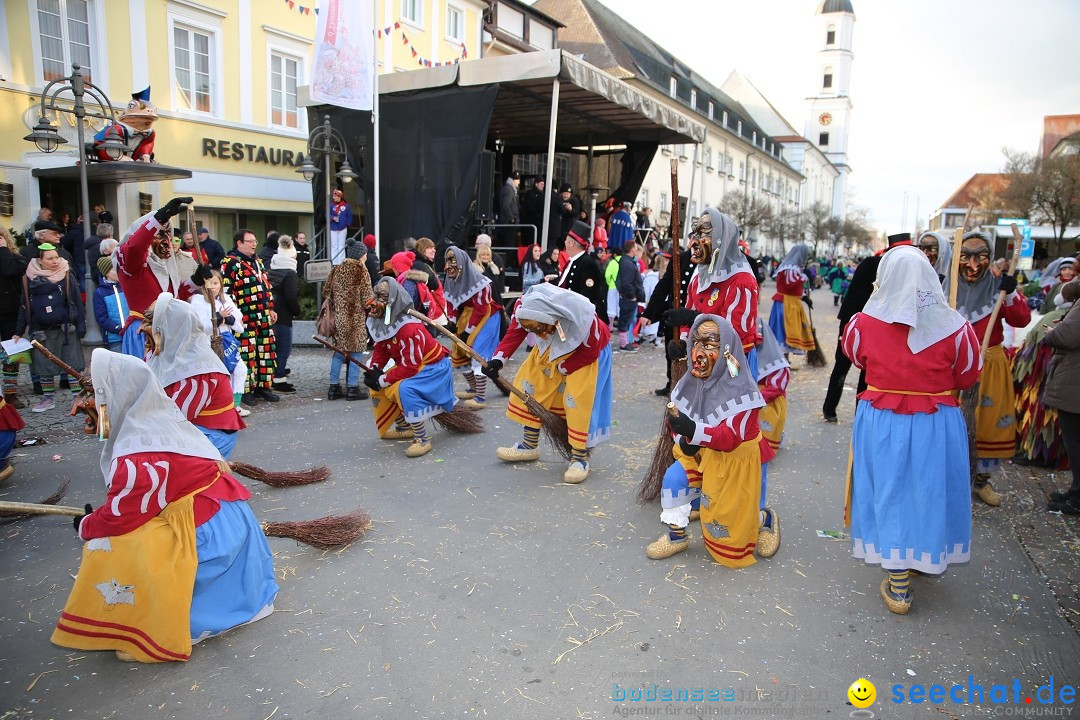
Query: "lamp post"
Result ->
[[23, 62, 125, 251], [296, 115, 358, 306]]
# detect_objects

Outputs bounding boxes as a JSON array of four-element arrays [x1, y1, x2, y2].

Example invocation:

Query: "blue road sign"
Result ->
[[1020, 226, 1034, 258]]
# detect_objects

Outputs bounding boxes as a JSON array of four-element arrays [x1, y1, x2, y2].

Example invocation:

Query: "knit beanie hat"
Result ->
[[345, 238, 367, 260], [277, 235, 297, 259], [363, 233, 377, 249], [390, 251, 416, 276], [97, 256, 113, 277]]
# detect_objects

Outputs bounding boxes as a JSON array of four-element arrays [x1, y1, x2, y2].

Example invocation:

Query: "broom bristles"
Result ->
[[638, 357, 689, 502], [0, 480, 71, 521], [230, 462, 331, 488], [524, 395, 573, 460], [433, 405, 485, 433], [262, 509, 372, 549], [806, 329, 828, 368]]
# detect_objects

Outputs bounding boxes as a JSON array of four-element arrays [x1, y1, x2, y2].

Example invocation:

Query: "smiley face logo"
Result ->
[[847, 678, 876, 709]]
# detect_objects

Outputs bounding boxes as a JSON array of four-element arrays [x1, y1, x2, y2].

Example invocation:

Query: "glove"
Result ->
[[999, 273, 1018, 295], [73, 503, 92, 533], [678, 437, 701, 457], [482, 359, 503, 380], [666, 410, 697, 438], [662, 308, 699, 327], [802, 294, 814, 310], [363, 367, 383, 391], [457, 330, 471, 345], [190, 264, 214, 287], [666, 339, 687, 362], [214, 311, 224, 326], [154, 197, 193, 225]]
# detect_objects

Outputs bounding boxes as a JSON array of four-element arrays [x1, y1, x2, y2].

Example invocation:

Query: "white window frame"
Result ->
[[690, 88, 697, 110], [669, 76, 677, 98], [267, 48, 304, 132], [402, 0, 423, 29], [660, 192, 669, 213], [445, 4, 465, 43], [29, 0, 109, 92], [168, 8, 224, 117], [708, 101, 714, 120]]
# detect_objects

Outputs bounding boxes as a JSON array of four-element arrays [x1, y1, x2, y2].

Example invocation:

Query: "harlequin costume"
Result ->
[[769, 244, 815, 354], [115, 200, 203, 359], [646, 314, 774, 567], [364, 278, 457, 458], [442, 246, 502, 409], [221, 242, 277, 395], [955, 231, 1030, 506], [147, 293, 244, 459], [842, 246, 982, 614], [490, 283, 612, 484], [53, 350, 276, 662]]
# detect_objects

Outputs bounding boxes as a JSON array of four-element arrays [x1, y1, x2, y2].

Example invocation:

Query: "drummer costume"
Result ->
[[442, 246, 502, 409], [53, 351, 276, 661], [769, 244, 815, 355], [493, 284, 612, 484], [647, 315, 774, 566], [842, 246, 982, 614], [365, 278, 457, 458], [147, 292, 244, 459], [115, 210, 200, 359], [955, 231, 1030, 506]]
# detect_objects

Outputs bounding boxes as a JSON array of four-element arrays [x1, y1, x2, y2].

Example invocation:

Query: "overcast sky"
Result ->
[[579, 0, 1080, 232]]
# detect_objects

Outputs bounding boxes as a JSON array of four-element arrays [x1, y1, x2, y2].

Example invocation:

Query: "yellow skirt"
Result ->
[[782, 295, 815, 352], [52, 494, 200, 662], [975, 345, 1017, 459], [759, 395, 787, 453], [450, 306, 495, 368], [506, 350, 598, 450], [698, 435, 763, 568]]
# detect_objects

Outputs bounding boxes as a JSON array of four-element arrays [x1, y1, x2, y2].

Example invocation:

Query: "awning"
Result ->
[[374, 49, 705, 151], [32, 162, 193, 183]]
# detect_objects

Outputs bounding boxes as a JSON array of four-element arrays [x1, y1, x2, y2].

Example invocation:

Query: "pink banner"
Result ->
[[309, 0, 374, 111]]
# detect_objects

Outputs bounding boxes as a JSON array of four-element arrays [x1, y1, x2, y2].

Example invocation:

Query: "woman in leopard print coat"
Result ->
[[325, 239, 374, 400]]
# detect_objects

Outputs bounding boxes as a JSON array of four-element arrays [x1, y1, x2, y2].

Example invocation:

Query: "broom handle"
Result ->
[[977, 223, 1023, 357], [30, 340, 91, 391], [312, 335, 372, 371], [0, 500, 82, 517], [948, 227, 964, 310], [406, 309, 528, 403]]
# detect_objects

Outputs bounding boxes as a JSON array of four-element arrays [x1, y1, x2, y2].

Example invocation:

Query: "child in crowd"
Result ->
[[92, 257, 129, 353], [189, 270, 249, 417]]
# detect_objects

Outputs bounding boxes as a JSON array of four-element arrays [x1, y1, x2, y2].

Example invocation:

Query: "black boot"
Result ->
[[345, 386, 368, 401], [327, 383, 344, 400]]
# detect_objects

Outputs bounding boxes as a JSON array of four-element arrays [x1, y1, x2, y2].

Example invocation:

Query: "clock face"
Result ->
[[819, 112, 833, 126]]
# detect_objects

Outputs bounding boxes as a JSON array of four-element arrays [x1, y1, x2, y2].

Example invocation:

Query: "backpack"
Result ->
[[24, 275, 70, 330]]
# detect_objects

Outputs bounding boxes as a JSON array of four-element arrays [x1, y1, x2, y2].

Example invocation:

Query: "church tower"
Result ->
[[804, 0, 854, 221]]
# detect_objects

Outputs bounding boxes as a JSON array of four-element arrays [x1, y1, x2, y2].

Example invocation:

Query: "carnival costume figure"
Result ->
[[443, 246, 502, 409], [53, 350, 277, 661], [842, 246, 982, 614], [955, 231, 1030, 506], [146, 292, 244, 459], [91, 87, 157, 162], [646, 315, 774, 566], [487, 284, 612, 484], [115, 197, 209, 358], [363, 278, 457, 459], [768, 243, 815, 355]]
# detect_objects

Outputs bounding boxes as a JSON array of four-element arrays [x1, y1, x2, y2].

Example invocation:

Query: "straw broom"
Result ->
[[403, 311, 573, 459], [0, 480, 70, 520], [313, 334, 484, 435], [804, 299, 828, 368], [0, 498, 371, 549]]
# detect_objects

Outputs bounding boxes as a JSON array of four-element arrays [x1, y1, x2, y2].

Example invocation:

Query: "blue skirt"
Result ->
[[470, 313, 501, 364], [587, 345, 613, 447], [198, 426, 236, 460], [767, 301, 786, 352], [850, 400, 972, 574], [0, 429, 14, 464], [120, 319, 145, 360], [398, 357, 457, 423], [190, 499, 278, 643]]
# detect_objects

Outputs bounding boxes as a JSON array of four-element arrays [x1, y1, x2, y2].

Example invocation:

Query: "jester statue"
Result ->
[[92, 87, 157, 162]]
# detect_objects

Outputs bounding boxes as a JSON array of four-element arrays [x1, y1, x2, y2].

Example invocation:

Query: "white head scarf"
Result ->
[[147, 292, 228, 388], [670, 314, 764, 426], [692, 208, 754, 287], [91, 348, 222, 479], [862, 246, 966, 354], [514, 283, 598, 360]]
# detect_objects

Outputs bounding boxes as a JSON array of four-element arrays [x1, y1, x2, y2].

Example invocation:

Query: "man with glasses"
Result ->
[[221, 230, 279, 406]]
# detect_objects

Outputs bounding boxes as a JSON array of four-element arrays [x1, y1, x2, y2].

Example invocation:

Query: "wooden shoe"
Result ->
[[973, 480, 1001, 507], [455, 390, 477, 400], [0, 464, 13, 484], [496, 445, 540, 462], [462, 398, 487, 410], [646, 534, 689, 559], [688, 509, 700, 522], [404, 440, 432, 458], [756, 507, 780, 558], [115, 650, 137, 662], [3, 393, 24, 409], [880, 578, 912, 615], [383, 428, 413, 440], [563, 461, 589, 484]]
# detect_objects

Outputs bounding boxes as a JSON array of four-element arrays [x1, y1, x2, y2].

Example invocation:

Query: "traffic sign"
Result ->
[[1020, 226, 1034, 258], [997, 218, 1028, 226]]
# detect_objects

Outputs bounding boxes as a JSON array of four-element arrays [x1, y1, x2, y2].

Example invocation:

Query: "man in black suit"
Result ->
[[554, 220, 606, 319], [636, 245, 694, 395]]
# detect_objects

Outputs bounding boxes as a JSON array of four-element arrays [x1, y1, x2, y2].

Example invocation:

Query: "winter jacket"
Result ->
[[16, 272, 85, 337], [267, 267, 301, 326], [0, 247, 29, 316], [615, 254, 645, 302], [1043, 287, 1080, 414], [92, 279, 129, 344], [325, 258, 372, 352]]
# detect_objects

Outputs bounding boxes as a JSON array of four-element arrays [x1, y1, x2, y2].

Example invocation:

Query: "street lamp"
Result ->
[[23, 63, 125, 243]]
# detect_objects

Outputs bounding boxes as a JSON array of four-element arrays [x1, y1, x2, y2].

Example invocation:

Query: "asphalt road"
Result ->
[[1, 282, 1078, 720]]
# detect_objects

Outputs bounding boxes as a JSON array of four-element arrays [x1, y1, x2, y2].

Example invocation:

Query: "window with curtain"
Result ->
[[37, 0, 94, 83], [174, 24, 213, 113], [270, 52, 299, 129]]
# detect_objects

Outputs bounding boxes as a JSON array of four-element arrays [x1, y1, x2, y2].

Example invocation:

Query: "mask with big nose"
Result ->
[[444, 250, 460, 280], [365, 283, 390, 320], [689, 213, 713, 265], [690, 320, 722, 379], [959, 237, 991, 284]]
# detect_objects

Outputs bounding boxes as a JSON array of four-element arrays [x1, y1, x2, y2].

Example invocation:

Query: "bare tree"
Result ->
[[1001, 149, 1080, 241], [764, 206, 803, 256], [803, 202, 840, 257], [718, 192, 774, 239]]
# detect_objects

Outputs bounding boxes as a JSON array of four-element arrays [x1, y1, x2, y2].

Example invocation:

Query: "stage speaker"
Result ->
[[477, 150, 495, 219]]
